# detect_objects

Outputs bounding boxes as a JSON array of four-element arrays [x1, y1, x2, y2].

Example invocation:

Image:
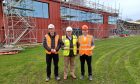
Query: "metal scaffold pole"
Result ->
[[2, 0, 37, 47], [0, 0, 37, 54]]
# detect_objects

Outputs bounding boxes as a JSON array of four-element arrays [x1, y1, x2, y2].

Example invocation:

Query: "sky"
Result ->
[[92, 0, 140, 21]]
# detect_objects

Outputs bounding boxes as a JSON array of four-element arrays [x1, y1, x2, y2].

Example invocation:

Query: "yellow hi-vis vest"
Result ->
[[45, 34, 59, 54], [62, 35, 77, 56]]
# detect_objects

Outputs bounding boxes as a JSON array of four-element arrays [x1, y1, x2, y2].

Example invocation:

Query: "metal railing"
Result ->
[[58, 0, 119, 14]]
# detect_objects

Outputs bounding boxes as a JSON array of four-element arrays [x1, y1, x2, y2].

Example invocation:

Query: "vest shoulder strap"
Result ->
[[62, 35, 66, 41], [78, 35, 83, 41], [72, 35, 77, 39], [45, 34, 51, 41]]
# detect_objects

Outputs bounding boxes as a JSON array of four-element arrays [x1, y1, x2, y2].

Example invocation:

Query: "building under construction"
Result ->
[[117, 20, 140, 36], [0, 0, 119, 47]]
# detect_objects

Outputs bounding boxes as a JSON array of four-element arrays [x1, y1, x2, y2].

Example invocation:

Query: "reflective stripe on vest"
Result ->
[[45, 34, 59, 54], [62, 35, 77, 56], [78, 35, 93, 56]]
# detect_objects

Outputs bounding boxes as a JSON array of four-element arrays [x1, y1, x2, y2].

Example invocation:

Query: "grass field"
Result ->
[[0, 36, 140, 84]]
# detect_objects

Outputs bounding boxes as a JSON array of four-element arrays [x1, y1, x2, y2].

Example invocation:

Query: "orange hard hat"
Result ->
[[82, 25, 88, 30]]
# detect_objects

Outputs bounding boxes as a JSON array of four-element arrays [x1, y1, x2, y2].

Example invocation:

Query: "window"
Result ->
[[108, 16, 117, 24], [33, 1, 49, 18], [4, 0, 49, 18], [60, 7, 103, 24]]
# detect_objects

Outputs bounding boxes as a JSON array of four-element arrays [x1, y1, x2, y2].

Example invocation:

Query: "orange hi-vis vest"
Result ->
[[45, 34, 59, 54], [78, 35, 93, 56]]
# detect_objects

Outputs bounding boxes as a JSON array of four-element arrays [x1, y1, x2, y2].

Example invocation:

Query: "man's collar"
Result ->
[[48, 32, 56, 37]]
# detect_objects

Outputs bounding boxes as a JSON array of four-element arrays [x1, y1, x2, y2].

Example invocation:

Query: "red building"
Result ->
[[0, 0, 118, 44]]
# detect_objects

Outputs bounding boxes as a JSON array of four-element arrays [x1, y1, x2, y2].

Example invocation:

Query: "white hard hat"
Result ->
[[66, 26, 73, 31], [48, 24, 55, 29]]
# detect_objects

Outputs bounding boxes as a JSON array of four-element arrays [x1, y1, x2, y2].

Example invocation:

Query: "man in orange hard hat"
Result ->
[[78, 25, 95, 81]]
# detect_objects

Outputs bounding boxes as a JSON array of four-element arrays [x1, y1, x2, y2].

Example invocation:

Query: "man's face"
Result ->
[[66, 31, 72, 36], [82, 30, 88, 35], [48, 28, 55, 35]]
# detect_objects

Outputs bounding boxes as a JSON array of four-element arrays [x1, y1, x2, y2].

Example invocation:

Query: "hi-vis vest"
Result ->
[[78, 35, 93, 56], [62, 35, 77, 56], [45, 34, 59, 54]]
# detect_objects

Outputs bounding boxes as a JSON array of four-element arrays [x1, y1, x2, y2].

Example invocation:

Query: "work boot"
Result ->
[[45, 77, 50, 82], [88, 75, 92, 81], [71, 74, 76, 79], [64, 76, 67, 80], [55, 76, 60, 81], [80, 75, 84, 80]]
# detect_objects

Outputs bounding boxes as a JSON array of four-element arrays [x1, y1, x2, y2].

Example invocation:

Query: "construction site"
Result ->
[[0, 0, 140, 84], [0, 0, 140, 54]]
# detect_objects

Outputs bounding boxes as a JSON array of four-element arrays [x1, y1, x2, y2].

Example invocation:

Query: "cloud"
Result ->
[[118, 0, 140, 20]]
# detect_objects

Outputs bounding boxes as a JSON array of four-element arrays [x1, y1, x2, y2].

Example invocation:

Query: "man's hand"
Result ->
[[51, 49, 56, 53], [90, 46, 95, 50], [64, 47, 69, 50]]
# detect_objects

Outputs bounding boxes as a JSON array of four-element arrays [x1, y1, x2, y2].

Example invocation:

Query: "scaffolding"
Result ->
[[60, 0, 82, 36], [59, 0, 119, 38], [117, 20, 140, 36], [2, 0, 36, 46]]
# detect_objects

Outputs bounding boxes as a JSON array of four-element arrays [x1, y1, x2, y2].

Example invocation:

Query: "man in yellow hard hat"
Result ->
[[43, 24, 61, 82], [78, 25, 95, 81]]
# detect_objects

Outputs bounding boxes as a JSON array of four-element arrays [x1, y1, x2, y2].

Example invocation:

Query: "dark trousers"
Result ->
[[80, 54, 92, 76], [46, 53, 59, 77]]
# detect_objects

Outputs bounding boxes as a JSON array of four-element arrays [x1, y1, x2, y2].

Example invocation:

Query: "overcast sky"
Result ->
[[92, 0, 140, 21]]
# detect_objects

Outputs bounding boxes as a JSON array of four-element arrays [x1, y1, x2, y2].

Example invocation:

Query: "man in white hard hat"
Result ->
[[61, 26, 78, 80], [43, 24, 61, 82]]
